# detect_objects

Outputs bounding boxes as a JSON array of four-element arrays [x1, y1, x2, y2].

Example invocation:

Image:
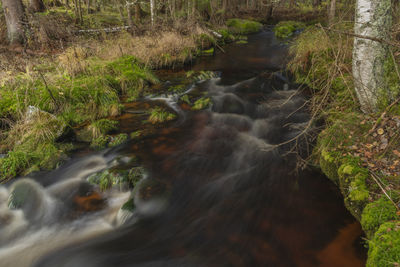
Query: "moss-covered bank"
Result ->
[[288, 23, 400, 266]]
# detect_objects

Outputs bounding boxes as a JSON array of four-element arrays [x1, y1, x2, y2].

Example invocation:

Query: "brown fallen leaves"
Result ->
[[347, 115, 400, 178]]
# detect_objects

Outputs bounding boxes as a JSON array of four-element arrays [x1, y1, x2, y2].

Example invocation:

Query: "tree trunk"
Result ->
[[150, 0, 155, 26], [29, 0, 46, 12], [1, 0, 26, 45], [86, 0, 90, 14], [352, 0, 392, 112], [328, 0, 336, 26], [127, 3, 135, 32], [313, 0, 321, 7], [135, 3, 141, 23]]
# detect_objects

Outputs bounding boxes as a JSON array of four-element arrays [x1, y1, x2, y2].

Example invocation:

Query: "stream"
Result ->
[[0, 29, 366, 266]]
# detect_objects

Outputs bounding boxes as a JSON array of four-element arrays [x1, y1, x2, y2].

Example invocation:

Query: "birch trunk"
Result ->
[[352, 0, 392, 112], [328, 0, 336, 26], [1, 0, 26, 44], [150, 0, 155, 26]]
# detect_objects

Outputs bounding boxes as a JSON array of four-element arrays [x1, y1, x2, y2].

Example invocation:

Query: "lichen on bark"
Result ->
[[352, 0, 392, 113]]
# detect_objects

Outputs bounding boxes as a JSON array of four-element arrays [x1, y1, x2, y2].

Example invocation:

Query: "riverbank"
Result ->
[[0, 13, 264, 182], [285, 22, 400, 266]]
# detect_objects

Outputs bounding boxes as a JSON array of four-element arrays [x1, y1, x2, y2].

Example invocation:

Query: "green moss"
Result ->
[[274, 21, 305, 39], [109, 133, 128, 147], [226, 19, 263, 35], [367, 221, 400, 267], [362, 197, 399, 238], [217, 28, 235, 44], [201, 47, 214, 56], [319, 150, 340, 183], [88, 166, 144, 191]]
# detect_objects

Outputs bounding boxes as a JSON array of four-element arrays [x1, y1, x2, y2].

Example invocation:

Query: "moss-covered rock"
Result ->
[[362, 197, 399, 238], [87, 166, 144, 191], [319, 149, 340, 184], [367, 221, 400, 267], [226, 19, 263, 35], [274, 21, 305, 39]]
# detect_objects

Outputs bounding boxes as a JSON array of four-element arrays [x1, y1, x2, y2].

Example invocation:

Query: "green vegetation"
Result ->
[[201, 47, 214, 56], [148, 107, 176, 124], [88, 166, 145, 191], [192, 97, 211, 110], [367, 222, 400, 267], [226, 19, 263, 35], [290, 19, 400, 266], [362, 197, 399, 238], [274, 21, 305, 39], [109, 133, 129, 147]]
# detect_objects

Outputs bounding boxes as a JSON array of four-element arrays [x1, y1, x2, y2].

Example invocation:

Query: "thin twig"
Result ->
[[368, 96, 400, 135], [370, 171, 399, 211], [38, 71, 59, 111]]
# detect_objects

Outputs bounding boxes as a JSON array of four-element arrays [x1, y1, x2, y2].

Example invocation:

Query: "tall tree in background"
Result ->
[[1, 0, 26, 45], [150, 0, 155, 26], [29, 0, 46, 12], [328, 0, 336, 26], [352, 0, 392, 112]]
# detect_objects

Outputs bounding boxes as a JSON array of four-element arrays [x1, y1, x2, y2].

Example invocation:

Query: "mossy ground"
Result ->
[[290, 22, 400, 266], [274, 21, 305, 39], [226, 19, 263, 35]]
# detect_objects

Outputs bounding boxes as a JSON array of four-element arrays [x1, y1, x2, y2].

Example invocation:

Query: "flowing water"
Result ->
[[0, 29, 366, 266]]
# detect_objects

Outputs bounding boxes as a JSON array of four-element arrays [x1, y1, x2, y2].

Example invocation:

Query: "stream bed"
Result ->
[[0, 29, 366, 266]]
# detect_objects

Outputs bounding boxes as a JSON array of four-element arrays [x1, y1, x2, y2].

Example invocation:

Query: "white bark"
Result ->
[[352, 0, 391, 112], [150, 0, 155, 26]]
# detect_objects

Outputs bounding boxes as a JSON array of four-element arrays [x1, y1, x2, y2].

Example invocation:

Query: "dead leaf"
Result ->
[[394, 150, 400, 157]]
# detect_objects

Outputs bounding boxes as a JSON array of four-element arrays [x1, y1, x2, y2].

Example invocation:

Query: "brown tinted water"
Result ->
[[0, 29, 366, 267]]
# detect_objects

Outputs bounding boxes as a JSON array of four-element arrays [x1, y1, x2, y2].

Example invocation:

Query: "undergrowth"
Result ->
[[289, 22, 400, 266]]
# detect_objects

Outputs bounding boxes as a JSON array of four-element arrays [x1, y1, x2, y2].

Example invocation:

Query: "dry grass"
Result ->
[[2, 108, 64, 151], [93, 25, 209, 68], [58, 45, 93, 75]]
